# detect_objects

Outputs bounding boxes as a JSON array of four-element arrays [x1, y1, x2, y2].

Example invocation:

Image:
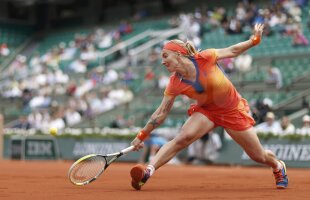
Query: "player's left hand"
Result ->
[[253, 23, 264, 36]]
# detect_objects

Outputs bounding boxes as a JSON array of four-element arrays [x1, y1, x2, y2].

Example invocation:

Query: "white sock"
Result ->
[[273, 161, 283, 172], [147, 165, 155, 176]]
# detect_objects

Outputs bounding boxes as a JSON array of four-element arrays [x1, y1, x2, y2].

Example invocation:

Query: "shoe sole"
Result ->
[[277, 160, 288, 189], [130, 165, 145, 190], [131, 165, 145, 182]]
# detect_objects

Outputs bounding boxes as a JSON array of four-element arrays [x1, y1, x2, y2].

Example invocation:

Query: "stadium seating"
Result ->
[[2, 1, 310, 130], [0, 23, 33, 67], [242, 57, 310, 87]]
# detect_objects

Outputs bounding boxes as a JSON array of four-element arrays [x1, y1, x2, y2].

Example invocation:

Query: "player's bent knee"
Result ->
[[249, 153, 267, 164], [173, 134, 194, 150]]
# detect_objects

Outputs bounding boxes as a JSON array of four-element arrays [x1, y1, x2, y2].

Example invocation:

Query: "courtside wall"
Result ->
[[2, 135, 310, 168]]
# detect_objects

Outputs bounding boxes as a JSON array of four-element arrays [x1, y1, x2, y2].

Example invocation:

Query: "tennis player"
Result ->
[[130, 24, 288, 190]]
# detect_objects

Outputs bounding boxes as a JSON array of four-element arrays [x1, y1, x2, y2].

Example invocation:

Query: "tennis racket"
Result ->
[[68, 145, 134, 186]]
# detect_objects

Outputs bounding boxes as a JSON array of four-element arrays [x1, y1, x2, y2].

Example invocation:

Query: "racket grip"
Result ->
[[121, 146, 135, 154]]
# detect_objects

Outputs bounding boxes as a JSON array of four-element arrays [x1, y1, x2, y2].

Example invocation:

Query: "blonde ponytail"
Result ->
[[169, 39, 198, 56]]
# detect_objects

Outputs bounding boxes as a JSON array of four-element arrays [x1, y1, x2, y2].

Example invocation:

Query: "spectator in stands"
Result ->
[[157, 73, 170, 89], [66, 80, 77, 96], [87, 91, 105, 115], [94, 28, 111, 49], [88, 67, 103, 84], [286, 3, 302, 21], [138, 132, 168, 164], [29, 92, 52, 109], [21, 88, 32, 111], [2, 80, 22, 99], [279, 116, 295, 135], [102, 68, 119, 85], [108, 86, 133, 106], [268, 10, 287, 31], [252, 98, 273, 124], [217, 57, 235, 75], [143, 66, 156, 88], [291, 24, 309, 47], [100, 91, 115, 112], [118, 20, 133, 36], [121, 85, 134, 103], [54, 69, 69, 85], [12, 114, 32, 130], [0, 43, 10, 56], [59, 41, 77, 61], [265, 67, 283, 89], [8, 55, 28, 79], [296, 115, 310, 135], [252, 9, 265, 25], [235, 2, 247, 23], [109, 115, 127, 128], [224, 16, 243, 34], [74, 79, 96, 98], [73, 98, 90, 119], [189, 17, 202, 45], [179, 13, 191, 38], [80, 44, 97, 61], [144, 66, 155, 81], [148, 47, 160, 65], [29, 52, 43, 74], [121, 68, 136, 86], [255, 112, 281, 134], [210, 7, 226, 28], [68, 59, 87, 73], [28, 110, 49, 130], [64, 107, 82, 126], [234, 51, 252, 73], [46, 106, 66, 132], [187, 130, 222, 165], [187, 133, 209, 165]]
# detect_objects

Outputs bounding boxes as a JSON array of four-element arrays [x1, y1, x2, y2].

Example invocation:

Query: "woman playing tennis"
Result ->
[[130, 24, 288, 190]]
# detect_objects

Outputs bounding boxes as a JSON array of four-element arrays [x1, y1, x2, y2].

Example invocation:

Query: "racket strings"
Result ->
[[70, 156, 106, 184]]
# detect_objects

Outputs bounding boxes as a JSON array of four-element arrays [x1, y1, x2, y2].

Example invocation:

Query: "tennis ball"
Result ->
[[49, 127, 58, 136]]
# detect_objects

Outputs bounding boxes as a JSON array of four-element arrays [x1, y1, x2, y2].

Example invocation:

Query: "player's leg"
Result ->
[[150, 112, 214, 169], [131, 112, 214, 190], [225, 127, 288, 188], [225, 127, 278, 167]]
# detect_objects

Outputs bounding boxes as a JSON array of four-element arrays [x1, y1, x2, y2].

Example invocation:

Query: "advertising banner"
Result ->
[[3, 135, 310, 167], [215, 139, 310, 168]]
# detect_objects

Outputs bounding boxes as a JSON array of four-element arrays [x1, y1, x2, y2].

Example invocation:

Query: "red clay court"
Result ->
[[1, 160, 309, 200]]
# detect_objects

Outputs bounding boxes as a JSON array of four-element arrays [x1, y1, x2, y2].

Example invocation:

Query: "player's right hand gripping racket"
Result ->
[[68, 145, 134, 186]]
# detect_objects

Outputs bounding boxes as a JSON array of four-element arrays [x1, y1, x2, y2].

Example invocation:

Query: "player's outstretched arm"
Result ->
[[131, 95, 175, 150], [216, 23, 264, 59]]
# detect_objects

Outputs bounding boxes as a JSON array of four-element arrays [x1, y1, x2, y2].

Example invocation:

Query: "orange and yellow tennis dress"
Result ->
[[164, 49, 255, 131]]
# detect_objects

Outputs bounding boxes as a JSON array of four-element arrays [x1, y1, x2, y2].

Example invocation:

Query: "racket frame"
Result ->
[[68, 146, 134, 186]]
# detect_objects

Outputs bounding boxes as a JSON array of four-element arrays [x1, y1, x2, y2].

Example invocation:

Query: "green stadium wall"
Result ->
[[2, 135, 310, 168]]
